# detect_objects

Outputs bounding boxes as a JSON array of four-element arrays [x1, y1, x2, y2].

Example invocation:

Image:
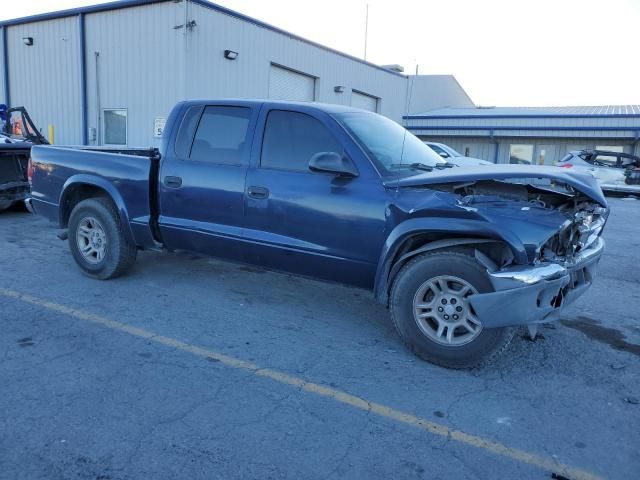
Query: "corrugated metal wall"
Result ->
[[405, 114, 640, 139], [84, 2, 185, 147], [6, 17, 82, 144], [418, 135, 637, 164], [1, 1, 409, 147], [184, 2, 405, 121]]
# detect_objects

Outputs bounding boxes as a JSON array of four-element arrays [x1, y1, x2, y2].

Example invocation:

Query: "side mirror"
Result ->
[[438, 151, 449, 158], [309, 152, 358, 177]]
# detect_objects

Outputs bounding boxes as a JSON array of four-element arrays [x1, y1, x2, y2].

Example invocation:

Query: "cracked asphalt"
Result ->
[[1, 197, 639, 480]]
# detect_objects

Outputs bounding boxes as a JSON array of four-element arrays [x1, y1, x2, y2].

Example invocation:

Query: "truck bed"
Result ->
[[29, 145, 161, 247]]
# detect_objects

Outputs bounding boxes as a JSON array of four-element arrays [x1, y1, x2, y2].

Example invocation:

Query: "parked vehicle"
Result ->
[[556, 149, 640, 194], [424, 141, 493, 166], [28, 100, 608, 368], [0, 106, 48, 211]]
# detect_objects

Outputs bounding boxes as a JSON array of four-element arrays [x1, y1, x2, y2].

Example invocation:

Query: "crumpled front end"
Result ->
[[467, 201, 608, 328], [469, 237, 604, 328]]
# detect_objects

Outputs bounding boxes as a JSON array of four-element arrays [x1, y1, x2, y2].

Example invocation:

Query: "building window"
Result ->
[[509, 144, 533, 164], [103, 109, 127, 146]]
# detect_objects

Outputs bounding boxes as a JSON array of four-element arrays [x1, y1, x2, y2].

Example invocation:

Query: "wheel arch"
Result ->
[[374, 219, 526, 305], [59, 175, 135, 244]]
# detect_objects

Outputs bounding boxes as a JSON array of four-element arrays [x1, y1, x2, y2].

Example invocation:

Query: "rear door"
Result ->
[[158, 103, 257, 259], [242, 106, 387, 288]]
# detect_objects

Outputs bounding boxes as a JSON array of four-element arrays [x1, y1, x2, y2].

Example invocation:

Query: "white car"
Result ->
[[556, 150, 640, 194], [424, 141, 493, 167]]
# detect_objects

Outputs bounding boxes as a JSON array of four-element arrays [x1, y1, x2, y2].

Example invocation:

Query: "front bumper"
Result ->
[[468, 237, 605, 328]]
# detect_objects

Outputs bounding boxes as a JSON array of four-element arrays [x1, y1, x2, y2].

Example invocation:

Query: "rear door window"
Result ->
[[189, 106, 252, 165]]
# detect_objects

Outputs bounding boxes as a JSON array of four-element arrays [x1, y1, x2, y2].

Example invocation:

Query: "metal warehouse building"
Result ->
[[0, 0, 472, 147], [2, 0, 638, 160], [404, 105, 640, 164]]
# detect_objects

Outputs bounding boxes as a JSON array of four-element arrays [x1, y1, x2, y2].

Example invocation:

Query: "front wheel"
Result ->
[[68, 197, 137, 279], [390, 250, 515, 369]]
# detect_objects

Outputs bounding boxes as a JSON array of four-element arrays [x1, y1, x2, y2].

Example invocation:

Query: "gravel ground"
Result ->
[[0, 197, 638, 480]]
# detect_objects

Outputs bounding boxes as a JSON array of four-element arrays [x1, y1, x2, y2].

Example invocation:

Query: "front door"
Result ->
[[158, 104, 256, 260], [243, 108, 387, 288]]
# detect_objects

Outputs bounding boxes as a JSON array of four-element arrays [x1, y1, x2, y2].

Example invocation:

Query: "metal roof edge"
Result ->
[[405, 125, 640, 132], [0, 0, 162, 26], [404, 113, 640, 119], [0, 0, 407, 79], [190, 0, 406, 77]]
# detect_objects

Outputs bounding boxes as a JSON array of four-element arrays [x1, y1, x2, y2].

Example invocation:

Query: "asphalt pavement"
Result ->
[[0, 198, 639, 480]]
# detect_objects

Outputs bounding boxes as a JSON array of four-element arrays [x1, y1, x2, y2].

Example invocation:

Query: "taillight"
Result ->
[[27, 157, 34, 184], [560, 163, 573, 168]]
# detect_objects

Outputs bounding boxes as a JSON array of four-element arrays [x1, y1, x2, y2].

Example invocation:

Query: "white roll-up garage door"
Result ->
[[269, 65, 316, 102], [351, 90, 379, 112]]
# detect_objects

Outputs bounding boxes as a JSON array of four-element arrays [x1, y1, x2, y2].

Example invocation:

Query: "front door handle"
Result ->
[[164, 176, 182, 188], [247, 186, 269, 199]]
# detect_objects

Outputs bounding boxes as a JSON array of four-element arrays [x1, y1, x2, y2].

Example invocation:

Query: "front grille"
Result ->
[[540, 210, 606, 261]]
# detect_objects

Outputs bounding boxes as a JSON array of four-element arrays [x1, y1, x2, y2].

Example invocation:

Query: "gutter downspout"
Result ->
[[490, 129, 499, 164], [94, 51, 100, 145], [2, 26, 10, 106], [79, 13, 88, 145]]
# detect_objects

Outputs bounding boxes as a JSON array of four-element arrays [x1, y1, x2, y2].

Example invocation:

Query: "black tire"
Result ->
[[0, 199, 14, 211], [390, 250, 515, 369], [68, 197, 137, 279]]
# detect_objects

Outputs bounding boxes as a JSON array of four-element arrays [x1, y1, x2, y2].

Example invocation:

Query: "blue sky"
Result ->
[[2, 0, 639, 106]]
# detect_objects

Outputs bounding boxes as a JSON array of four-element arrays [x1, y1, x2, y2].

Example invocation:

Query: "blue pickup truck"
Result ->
[[28, 100, 608, 368]]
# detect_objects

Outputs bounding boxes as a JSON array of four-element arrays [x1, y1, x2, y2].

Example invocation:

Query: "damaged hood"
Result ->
[[383, 165, 607, 207]]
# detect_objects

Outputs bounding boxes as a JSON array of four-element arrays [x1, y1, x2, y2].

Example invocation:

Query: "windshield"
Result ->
[[335, 112, 446, 175]]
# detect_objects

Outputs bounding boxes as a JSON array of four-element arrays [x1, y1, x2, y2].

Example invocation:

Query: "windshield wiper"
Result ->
[[435, 162, 455, 169], [388, 163, 434, 172]]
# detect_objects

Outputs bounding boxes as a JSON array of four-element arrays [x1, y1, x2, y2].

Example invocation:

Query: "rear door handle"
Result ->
[[164, 176, 182, 188], [247, 186, 269, 199]]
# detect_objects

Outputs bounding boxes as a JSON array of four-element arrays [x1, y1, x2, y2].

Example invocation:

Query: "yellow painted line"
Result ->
[[0, 287, 601, 480]]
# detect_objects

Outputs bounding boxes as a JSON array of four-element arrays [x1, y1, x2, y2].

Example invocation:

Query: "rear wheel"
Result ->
[[68, 198, 137, 279], [390, 250, 515, 369]]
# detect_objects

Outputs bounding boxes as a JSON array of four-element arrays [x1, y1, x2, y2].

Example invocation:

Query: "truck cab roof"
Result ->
[[176, 99, 369, 115]]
